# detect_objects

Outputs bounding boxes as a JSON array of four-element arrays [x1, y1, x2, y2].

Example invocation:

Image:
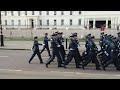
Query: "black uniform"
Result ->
[[46, 35, 62, 67], [63, 37, 80, 68], [82, 37, 101, 70], [57, 37, 65, 62], [102, 38, 119, 70], [40, 35, 51, 56], [29, 38, 43, 64]]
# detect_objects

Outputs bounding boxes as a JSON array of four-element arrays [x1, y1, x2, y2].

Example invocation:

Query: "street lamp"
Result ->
[[0, 11, 4, 46]]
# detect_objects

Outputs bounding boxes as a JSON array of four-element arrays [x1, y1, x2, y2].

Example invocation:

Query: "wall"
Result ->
[[2, 29, 119, 39]]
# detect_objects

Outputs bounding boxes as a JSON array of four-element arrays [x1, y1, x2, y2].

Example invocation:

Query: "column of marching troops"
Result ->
[[28, 31, 120, 71]]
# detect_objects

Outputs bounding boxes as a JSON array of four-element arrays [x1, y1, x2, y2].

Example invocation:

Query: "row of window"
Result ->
[[4, 19, 81, 26], [4, 11, 81, 16]]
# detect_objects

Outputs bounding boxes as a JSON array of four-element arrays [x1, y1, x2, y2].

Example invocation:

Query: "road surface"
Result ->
[[0, 50, 120, 79]]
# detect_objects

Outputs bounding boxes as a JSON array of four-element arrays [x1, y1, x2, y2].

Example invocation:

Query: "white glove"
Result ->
[[57, 45, 60, 47], [31, 48, 33, 51], [77, 45, 80, 48], [104, 51, 109, 56], [70, 48, 74, 50], [85, 52, 87, 54], [43, 44, 45, 46]]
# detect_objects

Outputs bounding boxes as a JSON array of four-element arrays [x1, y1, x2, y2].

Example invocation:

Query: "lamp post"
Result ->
[[0, 11, 4, 46]]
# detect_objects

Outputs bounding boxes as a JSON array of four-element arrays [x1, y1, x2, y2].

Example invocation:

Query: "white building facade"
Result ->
[[1, 11, 120, 30]]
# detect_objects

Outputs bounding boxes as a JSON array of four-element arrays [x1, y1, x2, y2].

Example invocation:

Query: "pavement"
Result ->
[[1, 41, 120, 79], [0, 41, 100, 51], [0, 50, 120, 79]]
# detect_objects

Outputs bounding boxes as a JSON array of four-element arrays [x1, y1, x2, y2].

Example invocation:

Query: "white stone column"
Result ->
[[87, 19, 89, 29], [111, 17, 114, 29], [93, 19, 95, 29], [36, 18, 38, 29], [33, 19, 36, 29], [106, 19, 108, 29], [81, 16, 84, 28]]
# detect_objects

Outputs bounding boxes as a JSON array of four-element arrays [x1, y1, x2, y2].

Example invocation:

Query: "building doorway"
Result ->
[[89, 21, 93, 28], [30, 19, 34, 28], [95, 21, 106, 28], [108, 20, 111, 28]]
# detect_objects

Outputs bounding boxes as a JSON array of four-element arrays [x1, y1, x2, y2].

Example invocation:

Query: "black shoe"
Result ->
[[63, 65, 66, 68], [82, 65, 84, 69], [102, 66, 106, 71], [76, 66, 81, 68], [29, 61, 31, 64], [40, 62, 44, 64], [96, 68, 101, 70], [46, 64, 48, 68], [58, 65, 63, 67]]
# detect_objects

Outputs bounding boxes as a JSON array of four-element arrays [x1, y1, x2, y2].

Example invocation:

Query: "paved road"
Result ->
[[0, 50, 120, 79]]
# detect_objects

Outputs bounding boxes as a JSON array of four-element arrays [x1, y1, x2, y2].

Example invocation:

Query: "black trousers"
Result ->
[[40, 46, 51, 56], [46, 49, 62, 66], [76, 49, 82, 64], [29, 51, 43, 63], [103, 56, 117, 68], [82, 51, 100, 69], [64, 50, 80, 68], [59, 46, 66, 61]]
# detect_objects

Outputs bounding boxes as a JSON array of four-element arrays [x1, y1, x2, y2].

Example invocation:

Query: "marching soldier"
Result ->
[[72, 33, 82, 65], [99, 32, 105, 51], [45, 33, 63, 68], [82, 36, 101, 70], [102, 37, 119, 71], [58, 32, 66, 61], [63, 34, 81, 68], [29, 36, 44, 64], [117, 32, 120, 43], [40, 33, 51, 57]]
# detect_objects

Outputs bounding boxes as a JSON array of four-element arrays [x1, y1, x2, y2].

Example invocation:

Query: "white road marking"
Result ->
[[115, 75, 120, 76], [50, 71, 120, 77], [34, 57, 49, 58], [0, 69, 22, 72], [0, 56, 8, 57]]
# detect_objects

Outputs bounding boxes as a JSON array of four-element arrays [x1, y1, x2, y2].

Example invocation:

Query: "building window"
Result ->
[[5, 20, 7, 26], [47, 11, 49, 15], [4, 11, 7, 16], [70, 11, 72, 15], [11, 20, 14, 25], [11, 11, 14, 16], [54, 20, 57, 25], [54, 11, 56, 15], [39, 20, 42, 25], [18, 11, 21, 16], [39, 11, 42, 15], [61, 11, 64, 15], [32, 11, 34, 15], [25, 11, 27, 15], [78, 19, 81, 25], [70, 19, 72, 25], [79, 11, 81, 14], [61, 19, 64, 25], [47, 20, 49, 26], [18, 20, 21, 26]]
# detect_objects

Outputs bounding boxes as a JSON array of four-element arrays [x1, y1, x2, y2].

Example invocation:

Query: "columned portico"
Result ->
[[93, 19, 95, 29]]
